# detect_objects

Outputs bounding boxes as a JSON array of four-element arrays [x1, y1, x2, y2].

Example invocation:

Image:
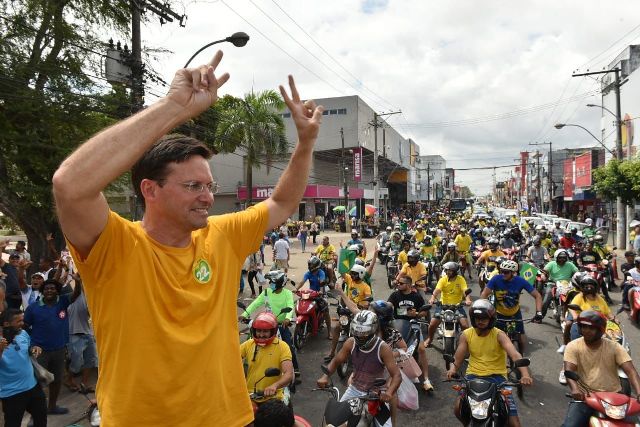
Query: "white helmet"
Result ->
[[585, 218, 593, 226], [349, 264, 366, 280], [554, 249, 569, 260], [500, 259, 519, 273]]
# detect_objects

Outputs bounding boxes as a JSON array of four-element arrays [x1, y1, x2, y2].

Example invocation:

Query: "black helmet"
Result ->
[[576, 310, 607, 336], [370, 300, 394, 327], [579, 276, 599, 294], [443, 261, 460, 274], [307, 256, 322, 272], [469, 299, 496, 330], [488, 238, 499, 250], [265, 271, 287, 289], [571, 271, 587, 290], [407, 249, 420, 264], [532, 236, 541, 245]]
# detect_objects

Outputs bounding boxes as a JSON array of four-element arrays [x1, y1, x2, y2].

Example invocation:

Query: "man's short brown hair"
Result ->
[[131, 134, 212, 207]]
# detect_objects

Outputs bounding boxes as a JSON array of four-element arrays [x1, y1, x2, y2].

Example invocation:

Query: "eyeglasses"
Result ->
[[161, 180, 220, 194], [500, 269, 514, 274]]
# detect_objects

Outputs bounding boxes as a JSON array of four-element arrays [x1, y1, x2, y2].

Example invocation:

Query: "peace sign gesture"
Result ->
[[279, 75, 323, 144]]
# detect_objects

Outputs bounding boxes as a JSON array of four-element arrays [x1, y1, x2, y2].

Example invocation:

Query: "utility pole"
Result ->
[[341, 127, 350, 233], [372, 110, 401, 225], [572, 68, 626, 248], [130, 0, 143, 112], [530, 141, 553, 213]]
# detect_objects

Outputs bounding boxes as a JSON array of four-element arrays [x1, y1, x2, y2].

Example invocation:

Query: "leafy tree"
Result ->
[[215, 91, 288, 205], [0, 0, 132, 268], [593, 159, 640, 205]]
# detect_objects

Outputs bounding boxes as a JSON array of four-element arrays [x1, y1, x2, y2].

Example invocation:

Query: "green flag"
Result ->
[[338, 248, 356, 275], [519, 261, 539, 286]]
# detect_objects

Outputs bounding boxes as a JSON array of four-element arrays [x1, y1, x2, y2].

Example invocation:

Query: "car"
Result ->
[[519, 216, 545, 233], [564, 221, 588, 237]]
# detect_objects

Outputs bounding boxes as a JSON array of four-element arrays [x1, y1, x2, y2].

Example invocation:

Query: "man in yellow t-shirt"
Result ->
[[397, 249, 428, 298], [454, 228, 474, 278], [419, 236, 437, 260], [424, 261, 472, 347], [55, 57, 324, 427], [315, 236, 337, 284], [447, 299, 532, 426], [241, 312, 293, 404], [413, 224, 426, 243], [397, 240, 412, 268]]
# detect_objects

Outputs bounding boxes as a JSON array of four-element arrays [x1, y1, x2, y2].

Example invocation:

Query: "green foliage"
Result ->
[[593, 159, 640, 205]]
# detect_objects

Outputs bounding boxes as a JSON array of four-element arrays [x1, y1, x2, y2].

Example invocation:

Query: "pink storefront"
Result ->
[[237, 184, 364, 221]]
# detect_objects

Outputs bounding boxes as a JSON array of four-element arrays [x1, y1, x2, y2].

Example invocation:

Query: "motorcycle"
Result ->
[[386, 249, 400, 289], [629, 279, 640, 325], [314, 365, 391, 427], [478, 257, 498, 291], [334, 304, 354, 379], [502, 247, 520, 262], [435, 291, 471, 370], [444, 354, 530, 426], [553, 280, 579, 326], [564, 370, 640, 426], [294, 289, 330, 350]]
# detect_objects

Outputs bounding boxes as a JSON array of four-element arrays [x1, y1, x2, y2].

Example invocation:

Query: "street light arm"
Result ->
[[554, 123, 616, 157], [184, 38, 227, 68], [586, 103, 618, 121], [183, 32, 249, 68]]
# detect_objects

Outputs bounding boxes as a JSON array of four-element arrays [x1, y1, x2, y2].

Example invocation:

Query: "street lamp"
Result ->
[[586, 103, 618, 120], [554, 123, 616, 157], [183, 32, 250, 68]]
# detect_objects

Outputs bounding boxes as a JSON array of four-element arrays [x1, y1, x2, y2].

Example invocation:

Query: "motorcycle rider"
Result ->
[[378, 226, 393, 246], [396, 249, 428, 300], [397, 240, 412, 269], [317, 311, 401, 427], [325, 264, 372, 361], [541, 249, 579, 318], [454, 228, 474, 280], [577, 240, 612, 304], [441, 242, 461, 265], [346, 231, 367, 260], [296, 256, 332, 339], [582, 218, 596, 238], [559, 229, 576, 250], [446, 299, 533, 427], [526, 236, 549, 268], [413, 224, 427, 243], [424, 262, 472, 348], [592, 234, 615, 288], [315, 236, 337, 285], [388, 231, 403, 252], [240, 312, 294, 405], [552, 219, 565, 242], [500, 231, 516, 251], [567, 276, 614, 342], [480, 260, 543, 356], [562, 310, 640, 427], [475, 238, 505, 288], [240, 271, 299, 376], [620, 256, 640, 313]]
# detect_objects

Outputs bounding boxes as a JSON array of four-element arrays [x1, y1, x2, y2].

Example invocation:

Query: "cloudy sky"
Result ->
[[141, 0, 640, 195]]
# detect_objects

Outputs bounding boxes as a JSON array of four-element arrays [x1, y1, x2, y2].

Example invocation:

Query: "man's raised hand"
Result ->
[[279, 75, 323, 144], [166, 50, 230, 120]]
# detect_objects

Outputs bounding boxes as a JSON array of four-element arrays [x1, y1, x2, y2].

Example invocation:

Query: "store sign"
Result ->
[[574, 152, 592, 188], [563, 159, 574, 199], [353, 147, 362, 182]]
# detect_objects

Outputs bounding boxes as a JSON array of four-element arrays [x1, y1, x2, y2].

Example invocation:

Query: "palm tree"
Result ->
[[215, 91, 288, 205]]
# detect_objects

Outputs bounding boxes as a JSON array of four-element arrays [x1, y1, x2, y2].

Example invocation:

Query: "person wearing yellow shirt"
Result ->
[[397, 240, 412, 268], [419, 236, 437, 260], [315, 236, 337, 284], [423, 262, 472, 347], [446, 299, 532, 427], [475, 239, 505, 289], [563, 276, 614, 350], [413, 224, 426, 243], [240, 312, 293, 405], [397, 249, 428, 299], [454, 228, 474, 280], [325, 264, 372, 361]]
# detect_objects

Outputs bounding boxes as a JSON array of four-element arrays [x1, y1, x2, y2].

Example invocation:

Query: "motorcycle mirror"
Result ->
[[264, 367, 281, 377], [365, 297, 374, 302], [280, 307, 293, 314], [237, 301, 247, 310], [567, 304, 582, 312], [289, 280, 296, 287], [564, 370, 580, 382], [464, 289, 472, 296], [513, 358, 530, 368]]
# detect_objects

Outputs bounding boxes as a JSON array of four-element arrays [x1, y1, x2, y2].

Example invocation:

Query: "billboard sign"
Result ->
[[563, 159, 574, 199], [574, 152, 592, 188], [353, 147, 362, 182]]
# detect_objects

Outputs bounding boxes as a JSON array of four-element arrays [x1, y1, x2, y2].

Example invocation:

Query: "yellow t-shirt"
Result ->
[[464, 327, 507, 377], [240, 338, 292, 402], [315, 244, 336, 263], [344, 275, 372, 305], [479, 249, 505, 267], [68, 204, 268, 427], [454, 234, 472, 252], [398, 250, 409, 266], [420, 245, 437, 259], [570, 293, 611, 317], [413, 230, 426, 243], [564, 337, 631, 392], [401, 262, 428, 288], [435, 275, 468, 305]]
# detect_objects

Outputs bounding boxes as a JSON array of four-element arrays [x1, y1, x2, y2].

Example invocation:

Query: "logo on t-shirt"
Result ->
[[193, 259, 212, 284], [58, 310, 66, 319]]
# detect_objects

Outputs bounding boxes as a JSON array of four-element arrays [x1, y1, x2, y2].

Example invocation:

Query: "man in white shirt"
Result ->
[[21, 272, 45, 309], [273, 233, 290, 273]]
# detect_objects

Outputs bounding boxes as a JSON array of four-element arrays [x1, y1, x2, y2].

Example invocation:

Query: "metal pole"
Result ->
[[614, 69, 627, 249], [427, 163, 431, 206], [131, 0, 143, 112], [373, 112, 379, 228], [548, 142, 553, 214]]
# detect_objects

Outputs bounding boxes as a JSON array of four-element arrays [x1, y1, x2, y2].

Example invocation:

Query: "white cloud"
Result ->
[[141, 0, 640, 195]]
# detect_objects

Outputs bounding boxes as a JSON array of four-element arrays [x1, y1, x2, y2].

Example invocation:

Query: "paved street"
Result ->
[[27, 230, 640, 426]]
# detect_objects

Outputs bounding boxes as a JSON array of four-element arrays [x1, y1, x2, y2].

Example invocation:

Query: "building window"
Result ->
[[322, 110, 329, 115], [338, 108, 347, 114], [282, 112, 291, 118]]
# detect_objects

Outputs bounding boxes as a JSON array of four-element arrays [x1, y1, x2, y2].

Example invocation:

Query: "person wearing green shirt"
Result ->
[[540, 249, 579, 319], [240, 271, 298, 375]]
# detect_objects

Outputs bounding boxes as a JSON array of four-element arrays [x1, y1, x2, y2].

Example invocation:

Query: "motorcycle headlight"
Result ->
[[444, 312, 455, 322], [339, 315, 350, 326], [601, 400, 627, 420], [468, 397, 491, 419]]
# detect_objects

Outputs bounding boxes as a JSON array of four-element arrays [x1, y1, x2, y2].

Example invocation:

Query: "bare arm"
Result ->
[[497, 331, 532, 383], [620, 361, 640, 397], [264, 77, 323, 231], [480, 286, 491, 299], [380, 343, 402, 399], [53, 52, 229, 258]]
